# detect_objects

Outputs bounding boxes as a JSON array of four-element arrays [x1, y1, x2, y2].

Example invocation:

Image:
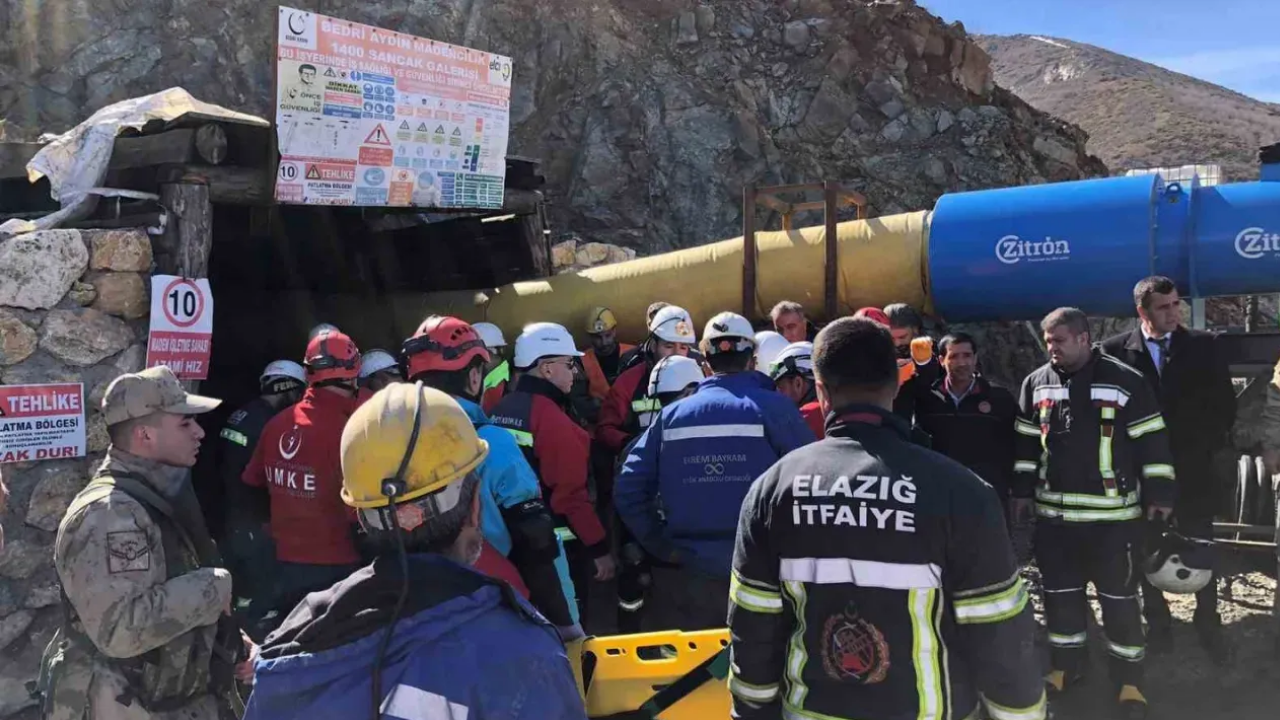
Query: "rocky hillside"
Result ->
[[978, 34, 1280, 180], [1, 0, 1103, 253]]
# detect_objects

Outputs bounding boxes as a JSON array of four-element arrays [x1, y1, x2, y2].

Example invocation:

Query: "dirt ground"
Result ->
[[1038, 551, 1280, 720]]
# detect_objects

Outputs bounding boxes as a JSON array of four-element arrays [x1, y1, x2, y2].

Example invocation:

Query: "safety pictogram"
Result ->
[[364, 123, 392, 145]]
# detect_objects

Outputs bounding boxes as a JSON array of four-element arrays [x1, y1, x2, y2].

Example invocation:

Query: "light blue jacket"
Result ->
[[456, 396, 579, 624]]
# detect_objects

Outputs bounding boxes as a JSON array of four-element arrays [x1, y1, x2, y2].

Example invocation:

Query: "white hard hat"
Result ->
[[1144, 532, 1214, 594], [472, 322, 507, 349], [649, 305, 697, 345], [308, 323, 340, 341], [769, 342, 814, 381], [514, 322, 583, 368], [648, 355, 705, 397], [358, 349, 400, 379], [260, 359, 306, 393], [754, 331, 789, 369], [703, 312, 755, 355]]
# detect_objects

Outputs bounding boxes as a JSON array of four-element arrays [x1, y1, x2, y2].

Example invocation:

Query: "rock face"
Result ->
[[0, 231, 88, 310], [39, 308, 135, 367], [551, 235, 637, 274], [88, 229, 154, 272], [23, 461, 88, 532], [85, 271, 148, 319], [0, 311, 37, 366], [0, 0, 1104, 255]]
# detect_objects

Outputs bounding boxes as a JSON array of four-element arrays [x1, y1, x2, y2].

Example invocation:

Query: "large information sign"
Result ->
[[274, 7, 513, 209], [0, 384, 86, 464]]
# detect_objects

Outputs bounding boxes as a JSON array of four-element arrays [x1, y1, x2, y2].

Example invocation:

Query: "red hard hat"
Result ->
[[401, 316, 491, 378], [305, 330, 362, 383], [854, 307, 891, 326]]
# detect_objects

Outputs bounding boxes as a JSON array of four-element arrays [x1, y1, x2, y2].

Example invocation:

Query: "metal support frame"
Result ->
[[740, 182, 867, 322]]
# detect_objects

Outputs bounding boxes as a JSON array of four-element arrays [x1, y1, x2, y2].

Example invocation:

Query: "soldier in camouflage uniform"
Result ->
[[39, 365, 248, 720]]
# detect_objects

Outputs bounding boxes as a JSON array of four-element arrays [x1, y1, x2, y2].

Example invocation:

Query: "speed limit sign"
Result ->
[[161, 278, 206, 328], [146, 275, 214, 380], [279, 162, 300, 182]]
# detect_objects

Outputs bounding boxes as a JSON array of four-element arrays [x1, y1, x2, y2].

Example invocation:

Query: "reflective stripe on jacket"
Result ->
[[616, 372, 814, 575], [1014, 349, 1176, 522]]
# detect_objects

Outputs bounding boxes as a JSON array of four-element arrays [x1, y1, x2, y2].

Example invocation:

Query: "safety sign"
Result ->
[[146, 275, 213, 380], [0, 383, 86, 464], [274, 6, 513, 209]]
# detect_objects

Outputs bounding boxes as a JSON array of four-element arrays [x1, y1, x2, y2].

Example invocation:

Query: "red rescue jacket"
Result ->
[[243, 387, 361, 565], [488, 375, 607, 553], [800, 400, 825, 440]]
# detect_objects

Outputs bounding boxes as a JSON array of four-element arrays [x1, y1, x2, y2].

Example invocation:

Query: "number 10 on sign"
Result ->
[[147, 275, 214, 380]]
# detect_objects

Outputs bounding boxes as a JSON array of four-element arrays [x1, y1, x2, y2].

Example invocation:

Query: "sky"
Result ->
[[920, 0, 1280, 103]]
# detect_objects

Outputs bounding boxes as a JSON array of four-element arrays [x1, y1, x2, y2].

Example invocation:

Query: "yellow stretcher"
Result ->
[[568, 628, 733, 719]]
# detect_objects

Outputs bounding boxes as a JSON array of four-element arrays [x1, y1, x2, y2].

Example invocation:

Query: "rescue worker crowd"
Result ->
[[26, 272, 1280, 720]]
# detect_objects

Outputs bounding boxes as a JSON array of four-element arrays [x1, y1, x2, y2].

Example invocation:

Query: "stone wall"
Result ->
[[0, 228, 154, 719]]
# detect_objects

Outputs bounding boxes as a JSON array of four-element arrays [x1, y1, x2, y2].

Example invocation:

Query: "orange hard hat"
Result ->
[[401, 315, 491, 378], [305, 330, 362, 383]]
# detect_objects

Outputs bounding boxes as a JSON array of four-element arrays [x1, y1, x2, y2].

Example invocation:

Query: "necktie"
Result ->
[[1152, 337, 1169, 376]]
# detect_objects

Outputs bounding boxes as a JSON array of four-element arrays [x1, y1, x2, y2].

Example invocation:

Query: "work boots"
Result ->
[[1044, 669, 1084, 697], [1117, 685, 1149, 719]]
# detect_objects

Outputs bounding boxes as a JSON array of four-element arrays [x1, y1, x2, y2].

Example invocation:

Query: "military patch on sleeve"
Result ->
[[107, 531, 152, 573]]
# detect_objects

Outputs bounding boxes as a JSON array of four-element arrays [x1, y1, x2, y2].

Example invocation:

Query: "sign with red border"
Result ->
[[0, 383, 86, 463], [146, 276, 213, 380]]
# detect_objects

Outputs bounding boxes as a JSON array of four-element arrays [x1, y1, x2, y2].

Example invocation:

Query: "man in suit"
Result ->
[[1102, 276, 1236, 660]]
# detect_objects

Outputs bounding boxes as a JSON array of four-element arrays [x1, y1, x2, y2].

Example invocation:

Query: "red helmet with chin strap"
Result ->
[[305, 329, 362, 384], [401, 315, 491, 378]]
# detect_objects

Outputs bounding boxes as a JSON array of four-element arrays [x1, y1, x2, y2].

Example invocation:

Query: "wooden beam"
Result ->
[[156, 164, 271, 205], [761, 182, 825, 195], [158, 180, 212, 278], [742, 186, 758, 321], [756, 194, 791, 215], [823, 181, 839, 320], [0, 125, 229, 180]]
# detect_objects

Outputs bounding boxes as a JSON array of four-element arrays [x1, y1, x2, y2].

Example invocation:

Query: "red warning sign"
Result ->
[[358, 147, 394, 166], [305, 163, 357, 182], [364, 123, 392, 146], [147, 276, 213, 380]]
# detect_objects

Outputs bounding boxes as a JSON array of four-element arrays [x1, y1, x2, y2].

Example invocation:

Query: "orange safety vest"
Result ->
[[582, 344, 636, 401]]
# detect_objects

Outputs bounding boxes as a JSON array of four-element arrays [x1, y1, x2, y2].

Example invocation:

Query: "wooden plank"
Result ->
[[742, 186, 758, 321], [823, 181, 839, 320], [158, 181, 213, 279], [755, 194, 791, 215], [0, 125, 228, 180], [156, 164, 271, 205]]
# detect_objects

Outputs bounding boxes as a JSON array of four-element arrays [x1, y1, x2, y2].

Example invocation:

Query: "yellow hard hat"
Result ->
[[586, 307, 618, 334], [340, 382, 489, 509]]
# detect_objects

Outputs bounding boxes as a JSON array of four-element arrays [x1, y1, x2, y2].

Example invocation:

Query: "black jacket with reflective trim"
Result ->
[[1014, 349, 1177, 519], [728, 406, 1044, 720]]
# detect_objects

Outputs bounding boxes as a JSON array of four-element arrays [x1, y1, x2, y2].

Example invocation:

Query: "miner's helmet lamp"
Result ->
[[340, 382, 488, 512]]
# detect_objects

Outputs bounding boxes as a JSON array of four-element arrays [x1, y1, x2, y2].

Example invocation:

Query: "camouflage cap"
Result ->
[[101, 366, 221, 426]]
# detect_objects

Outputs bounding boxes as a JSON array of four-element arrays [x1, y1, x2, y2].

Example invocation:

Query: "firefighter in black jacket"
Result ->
[[1101, 276, 1235, 659], [911, 332, 1019, 505], [730, 317, 1045, 720], [1013, 308, 1175, 720]]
